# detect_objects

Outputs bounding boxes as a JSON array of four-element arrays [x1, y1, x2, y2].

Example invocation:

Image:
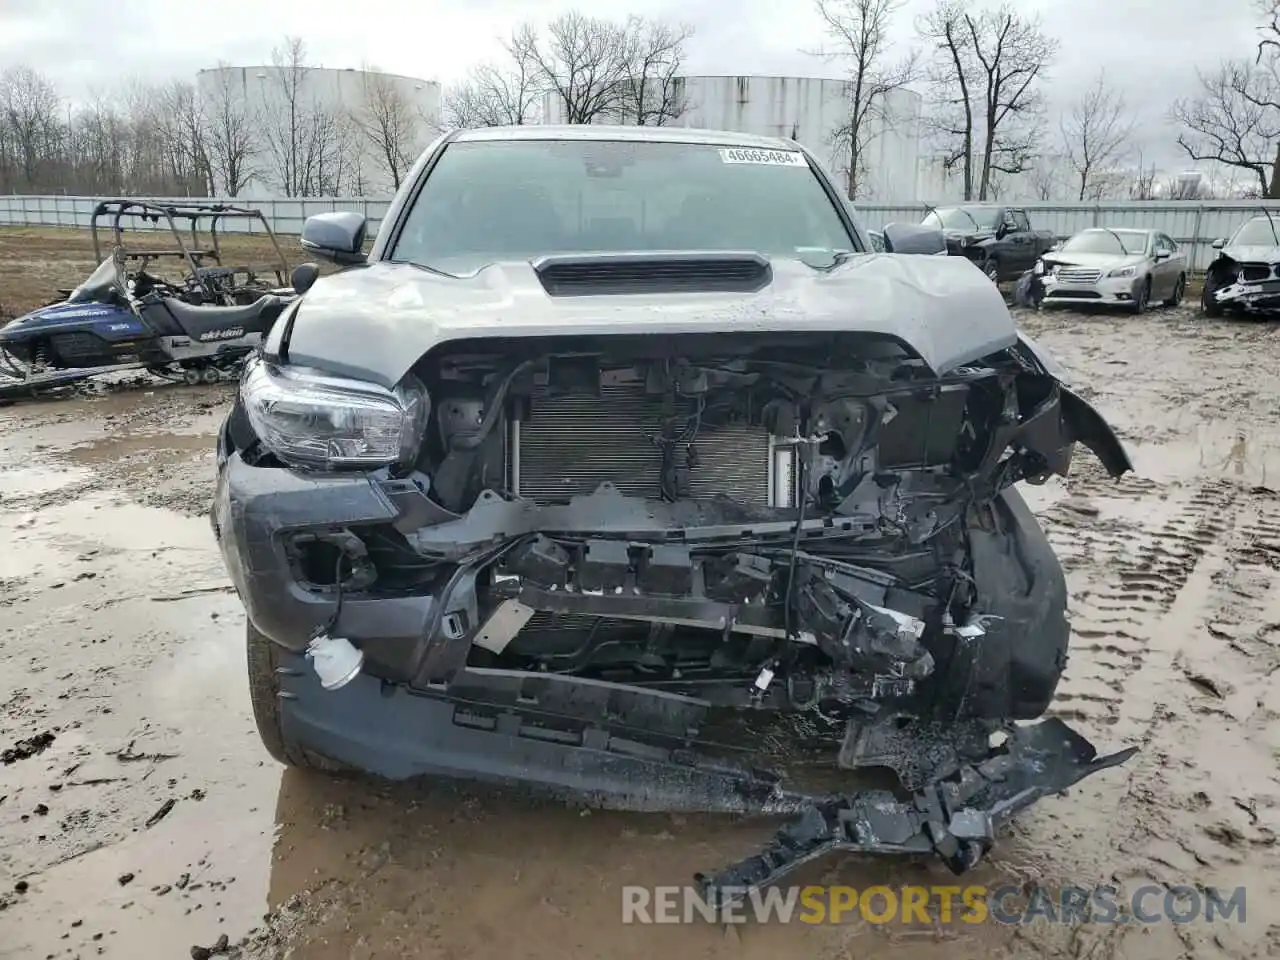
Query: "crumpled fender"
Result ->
[[1007, 331, 1133, 480], [1059, 385, 1133, 477]]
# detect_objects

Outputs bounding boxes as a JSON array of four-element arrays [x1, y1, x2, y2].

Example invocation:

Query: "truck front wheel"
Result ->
[[983, 258, 1000, 283]]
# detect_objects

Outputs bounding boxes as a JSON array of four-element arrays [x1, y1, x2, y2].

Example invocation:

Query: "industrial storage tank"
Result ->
[[195, 65, 441, 197], [540, 75, 922, 201]]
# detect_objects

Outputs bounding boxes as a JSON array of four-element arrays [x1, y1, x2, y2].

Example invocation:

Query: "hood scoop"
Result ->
[[532, 251, 772, 297]]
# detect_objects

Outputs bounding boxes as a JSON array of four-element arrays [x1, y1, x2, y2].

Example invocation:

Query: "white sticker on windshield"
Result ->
[[719, 147, 808, 166]]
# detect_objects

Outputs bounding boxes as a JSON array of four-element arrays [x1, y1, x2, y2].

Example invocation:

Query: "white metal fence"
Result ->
[[5, 194, 1280, 272]]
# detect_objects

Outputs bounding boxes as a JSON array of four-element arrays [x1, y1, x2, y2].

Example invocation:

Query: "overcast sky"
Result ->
[[0, 0, 1264, 166]]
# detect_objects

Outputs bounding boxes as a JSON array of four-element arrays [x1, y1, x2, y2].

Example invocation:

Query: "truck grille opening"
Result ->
[[509, 381, 784, 505]]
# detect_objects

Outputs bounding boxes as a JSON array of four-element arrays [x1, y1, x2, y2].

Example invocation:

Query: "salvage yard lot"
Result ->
[[1, 229, 1279, 959]]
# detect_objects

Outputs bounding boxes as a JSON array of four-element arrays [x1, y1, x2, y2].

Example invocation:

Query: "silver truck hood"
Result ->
[[283, 253, 1019, 388]]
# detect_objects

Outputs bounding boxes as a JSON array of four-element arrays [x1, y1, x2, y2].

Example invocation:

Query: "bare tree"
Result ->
[[156, 80, 213, 194], [1060, 70, 1134, 201], [1128, 149, 1158, 200], [1161, 173, 1209, 200], [1171, 60, 1280, 198], [918, 1, 976, 198], [352, 66, 429, 189], [443, 14, 692, 129], [512, 13, 695, 125], [254, 37, 354, 196], [0, 62, 216, 196], [443, 30, 542, 130], [808, 0, 918, 199], [69, 94, 127, 193], [201, 64, 258, 195], [1027, 152, 1066, 200], [918, 1, 1056, 201], [617, 16, 693, 126], [0, 65, 62, 190], [520, 13, 631, 124], [258, 37, 313, 196]]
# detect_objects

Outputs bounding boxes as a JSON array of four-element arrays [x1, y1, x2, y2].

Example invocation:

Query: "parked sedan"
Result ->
[[1036, 228, 1187, 314]]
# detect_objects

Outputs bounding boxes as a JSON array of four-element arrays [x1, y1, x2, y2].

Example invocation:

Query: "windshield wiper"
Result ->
[[1102, 228, 1129, 254], [389, 258, 467, 280]]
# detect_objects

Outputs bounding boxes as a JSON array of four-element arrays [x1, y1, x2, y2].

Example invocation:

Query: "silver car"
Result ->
[[1036, 228, 1188, 313]]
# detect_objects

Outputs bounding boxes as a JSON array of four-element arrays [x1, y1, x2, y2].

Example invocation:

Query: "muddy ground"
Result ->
[[2, 235, 1279, 959]]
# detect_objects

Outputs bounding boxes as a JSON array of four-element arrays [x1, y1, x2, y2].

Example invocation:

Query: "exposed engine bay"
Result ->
[[353, 330, 1124, 713], [227, 328, 1135, 902]]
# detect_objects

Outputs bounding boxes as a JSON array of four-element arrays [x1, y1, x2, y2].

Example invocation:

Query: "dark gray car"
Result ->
[[1203, 214, 1280, 316], [212, 125, 1136, 902]]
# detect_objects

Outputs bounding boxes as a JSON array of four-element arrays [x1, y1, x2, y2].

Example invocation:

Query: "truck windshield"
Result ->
[[1060, 230, 1148, 255], [389, 139, 858, 274], [922, 206, 1000, 231]]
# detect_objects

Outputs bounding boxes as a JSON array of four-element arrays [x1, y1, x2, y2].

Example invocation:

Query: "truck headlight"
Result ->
[[1108, 266, 1135, 278], [240, 357, 429, 470], [1033, 259, 1045, 275]]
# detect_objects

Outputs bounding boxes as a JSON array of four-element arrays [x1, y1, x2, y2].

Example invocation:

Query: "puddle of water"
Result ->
[[65, 431, 213, 464], [1127, 421, 1280, 487], [31, 492, 217, 555], [0, 483, 278, 958], [0, 463, 91, 498], [0, 598, 280, 959]]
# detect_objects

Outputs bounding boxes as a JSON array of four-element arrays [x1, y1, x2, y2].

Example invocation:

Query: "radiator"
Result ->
[[508, 381, 785, 505]]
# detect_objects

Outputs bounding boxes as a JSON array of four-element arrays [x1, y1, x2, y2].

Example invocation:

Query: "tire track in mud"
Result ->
[[1029, 484, 1280, 960], [1037, 476, 1239, 730]]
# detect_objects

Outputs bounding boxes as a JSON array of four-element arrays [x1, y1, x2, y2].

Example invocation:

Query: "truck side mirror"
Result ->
[[1211, 238, 1225, 250]]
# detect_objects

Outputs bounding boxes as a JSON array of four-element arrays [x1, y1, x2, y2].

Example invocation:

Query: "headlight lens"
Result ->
[[1108, 266, 1135, 278], [241, 358, 429, 469], [1033, 259, 1045, 275]]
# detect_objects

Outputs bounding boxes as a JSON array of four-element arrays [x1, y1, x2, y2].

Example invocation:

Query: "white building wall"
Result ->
[[195, 66, 441, 197], [541, 75, 922, 201]]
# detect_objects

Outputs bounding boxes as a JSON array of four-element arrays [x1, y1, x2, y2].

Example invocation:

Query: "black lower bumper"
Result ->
[[212, 447, 443, 652], [276, 642, 1136, 892], [275, 647, 810, 814]]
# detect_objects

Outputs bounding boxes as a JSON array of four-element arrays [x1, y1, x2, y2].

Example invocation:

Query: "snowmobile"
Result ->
[[0, 248, 292, 399]]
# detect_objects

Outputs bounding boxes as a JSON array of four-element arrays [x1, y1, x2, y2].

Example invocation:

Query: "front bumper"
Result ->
[[1041, 273, 1142, 306], [1206, 279, 1280, 313], [212, 448, 441, 654], [273, 642, 1135, 901]]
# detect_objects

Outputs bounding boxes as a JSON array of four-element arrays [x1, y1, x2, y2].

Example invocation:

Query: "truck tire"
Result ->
[[983, 258, 1000, 283], [246, 622, 346, 772]]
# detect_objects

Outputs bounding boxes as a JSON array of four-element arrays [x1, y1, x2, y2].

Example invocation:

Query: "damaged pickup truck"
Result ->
[[1202, 212, 1280, 316], [213, 125, 1137, 904]]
